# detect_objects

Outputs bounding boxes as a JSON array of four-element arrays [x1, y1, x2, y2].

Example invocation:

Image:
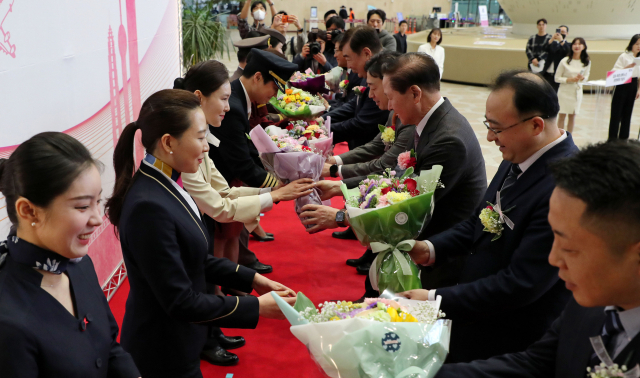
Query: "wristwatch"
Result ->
[[335, 209, 347, 228], [329, 164, 339, 178]]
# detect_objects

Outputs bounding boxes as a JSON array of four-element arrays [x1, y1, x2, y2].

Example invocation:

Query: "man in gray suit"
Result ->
[[302, 52, 487, 293]]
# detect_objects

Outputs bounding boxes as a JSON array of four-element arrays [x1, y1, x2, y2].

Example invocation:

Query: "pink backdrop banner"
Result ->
[[0, 0, 182, 291]]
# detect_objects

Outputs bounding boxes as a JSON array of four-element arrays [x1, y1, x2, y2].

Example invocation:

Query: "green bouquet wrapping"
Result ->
[[269, 88, 328, 120], [341, 166, 443, 293]]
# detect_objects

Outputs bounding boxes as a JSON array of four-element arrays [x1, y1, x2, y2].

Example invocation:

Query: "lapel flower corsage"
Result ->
[[397, 149, 417, 170], [379, 124, 396, 150], [339, 79, 349, 89], [354, 86, 366, 96], [479, 192, 515, 241]]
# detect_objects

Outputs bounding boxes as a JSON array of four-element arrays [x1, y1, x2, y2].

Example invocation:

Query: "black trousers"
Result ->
[[609, 78, 638, 140]]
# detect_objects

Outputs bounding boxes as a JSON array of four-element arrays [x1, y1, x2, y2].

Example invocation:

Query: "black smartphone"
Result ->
[[556, 28, 561, 34]]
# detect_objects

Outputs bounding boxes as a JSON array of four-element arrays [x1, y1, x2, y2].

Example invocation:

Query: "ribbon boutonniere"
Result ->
[[479, 191, 515, 241], [588, 336, 640, 378], [379, 124, 396, 150], [339, 79, 349, 89], [353, 86, 366, 96]]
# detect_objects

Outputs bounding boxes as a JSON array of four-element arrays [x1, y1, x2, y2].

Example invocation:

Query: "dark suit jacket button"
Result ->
[[80, 320, 86, 331], [86, 313, 93, 322], [96, 358, 102, 368]]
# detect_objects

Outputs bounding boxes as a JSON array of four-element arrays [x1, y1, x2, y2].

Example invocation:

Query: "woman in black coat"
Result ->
[[0, 132, 140, 377], [106, 89, 296, 378]]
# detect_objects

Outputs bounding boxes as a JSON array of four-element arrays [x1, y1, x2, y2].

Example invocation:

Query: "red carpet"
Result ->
[[109, 143, 366, 377]]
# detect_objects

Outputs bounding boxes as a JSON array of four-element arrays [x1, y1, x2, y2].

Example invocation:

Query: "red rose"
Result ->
[[409, 190, 420, 197], [309, 120, 318, 125], [389, 125, 396, 131], [286, 124, 294, 131], [345, 80, 349, 84], [404, 178, 417, 193], [486, 206, 494, 211], [314, 131, 321, 138], [407, 157, 417, 168], [381, 187, 391, 195], [302, 145, 311, 151]]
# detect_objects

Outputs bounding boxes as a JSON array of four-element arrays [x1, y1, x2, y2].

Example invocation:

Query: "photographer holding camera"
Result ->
[[292, 17, 344, 74]]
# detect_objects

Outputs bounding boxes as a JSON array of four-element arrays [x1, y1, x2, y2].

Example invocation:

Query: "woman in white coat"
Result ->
[[554, 37, 591, 134], [418, 28, 445, 79]]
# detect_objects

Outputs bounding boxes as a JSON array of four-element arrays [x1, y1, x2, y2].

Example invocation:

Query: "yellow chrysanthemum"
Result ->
[[381, 127, 395, 143], [386, 191, 412, 205]]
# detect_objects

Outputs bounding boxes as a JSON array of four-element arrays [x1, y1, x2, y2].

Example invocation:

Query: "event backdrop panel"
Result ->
[[0, 0, 182, 293]]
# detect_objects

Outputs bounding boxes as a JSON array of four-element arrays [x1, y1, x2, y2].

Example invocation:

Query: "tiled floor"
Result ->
[[215, 30, 640, 182]]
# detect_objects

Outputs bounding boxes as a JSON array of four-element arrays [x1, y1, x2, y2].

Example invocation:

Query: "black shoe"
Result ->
[[356, 262, 371, 275], [346, 249, 370, 267], [200, 346, 239, 366], [216, 334, 246, 350], [332, 227, 357, 240], [243, 260, 273, 274], [250, 231, 275, 242]]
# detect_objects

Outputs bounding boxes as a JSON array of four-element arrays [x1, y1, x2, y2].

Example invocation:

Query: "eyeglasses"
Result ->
[[483, 115, 547, 135]]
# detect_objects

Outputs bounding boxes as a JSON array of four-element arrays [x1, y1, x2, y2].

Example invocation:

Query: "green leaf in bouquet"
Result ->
[[293, 292, 317, 313], [400, 167, 414, 180], [378, 124, 386, 134]]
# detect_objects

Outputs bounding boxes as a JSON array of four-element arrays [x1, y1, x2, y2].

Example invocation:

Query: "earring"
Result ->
[[31, 222, 35, 227], [170, 151, 173, 154]]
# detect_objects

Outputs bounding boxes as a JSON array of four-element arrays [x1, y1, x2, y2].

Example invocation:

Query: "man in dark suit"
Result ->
[[300, 53, 486, 293], [401, 70, 578, 363], [322, 25, 390, 150], [543, 25, 571, 92], [208, 49, 297, 275], [436, 140, 640, 378], [328, 33, 364, 110]]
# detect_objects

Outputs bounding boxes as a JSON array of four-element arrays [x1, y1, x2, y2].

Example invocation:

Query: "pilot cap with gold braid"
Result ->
[[245, 48, 298, 93]]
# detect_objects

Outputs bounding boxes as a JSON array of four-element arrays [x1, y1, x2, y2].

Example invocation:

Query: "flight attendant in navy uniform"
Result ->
[[0, 132, 140, 377], [106, 89, 296, 378]]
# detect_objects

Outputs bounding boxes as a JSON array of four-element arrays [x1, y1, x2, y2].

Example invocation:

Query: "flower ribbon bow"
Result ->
[[589, 336, 640, 378], [369, 240, 416, 291], [495, 190, 515, 230]]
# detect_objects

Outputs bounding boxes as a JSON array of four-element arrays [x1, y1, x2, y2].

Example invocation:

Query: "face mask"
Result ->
[[253, 9, 266, 21]]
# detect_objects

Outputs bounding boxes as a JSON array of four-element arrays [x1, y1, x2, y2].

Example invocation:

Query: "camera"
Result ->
[[307, 28, 344, 56]]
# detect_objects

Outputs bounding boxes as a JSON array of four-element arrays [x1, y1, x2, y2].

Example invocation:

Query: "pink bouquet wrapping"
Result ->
[[249, 126, 327, 228], [264, 117, 334, 157]]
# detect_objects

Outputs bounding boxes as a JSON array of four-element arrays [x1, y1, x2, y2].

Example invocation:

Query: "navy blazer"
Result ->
[[0, 253, 139, 377], [208, 79, 277, 188], [429, 133, 578, 363], [436, 298, 640, 378], [119, 163, 259, 377], [322, 86, 390, 150]]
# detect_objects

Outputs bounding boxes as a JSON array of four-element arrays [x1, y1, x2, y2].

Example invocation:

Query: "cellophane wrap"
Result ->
[[265, 117, 334, 157], [281, 295, 450, 378], [269, 90, 328, 120], [289, 74, 330, 95], [341, 166, 443, 293], [250, 126, 327, 228]]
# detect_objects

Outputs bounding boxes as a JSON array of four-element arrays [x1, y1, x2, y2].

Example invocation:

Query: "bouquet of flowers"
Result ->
[[249, 126, 327, 228], [270, 87, 329, 119], [289, 69, 330, 95], [324, 66, 345, 92], [265, 117, 334, 157], [339, 79, 349, 90], [272, 292, 451, 378], [340, 165, 444, 293]]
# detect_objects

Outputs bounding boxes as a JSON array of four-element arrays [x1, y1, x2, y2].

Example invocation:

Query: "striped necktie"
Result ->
[[590, 309, 625, 368], [499, 163, 522, 201]]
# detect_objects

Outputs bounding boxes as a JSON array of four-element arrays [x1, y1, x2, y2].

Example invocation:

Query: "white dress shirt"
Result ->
[[423, 130, 567, 300], [416, 97, 445, 137], [608, 305, 640, 358], [142, 159, 201, 219], [417, 44, 445, 79]]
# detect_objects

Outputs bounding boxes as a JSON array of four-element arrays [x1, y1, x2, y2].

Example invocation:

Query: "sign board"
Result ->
[[397, 12, 404, 22], [606, 68, 634, 87], [478, 5, 489, 26]]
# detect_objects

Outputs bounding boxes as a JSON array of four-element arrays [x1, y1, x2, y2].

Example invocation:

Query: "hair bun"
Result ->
[[173, 77, 185, 90]]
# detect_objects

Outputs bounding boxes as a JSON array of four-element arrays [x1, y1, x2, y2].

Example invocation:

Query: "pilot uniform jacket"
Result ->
[[182, 138, 263, 232], [0, 243, 140, 377], [208, 79, 279, 188], [428, 133, 579, 363], [340, 111, 415, 188], [119, 162, 260, 377], [322, 86, 390, 150], [436, 298, 640, 378]]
